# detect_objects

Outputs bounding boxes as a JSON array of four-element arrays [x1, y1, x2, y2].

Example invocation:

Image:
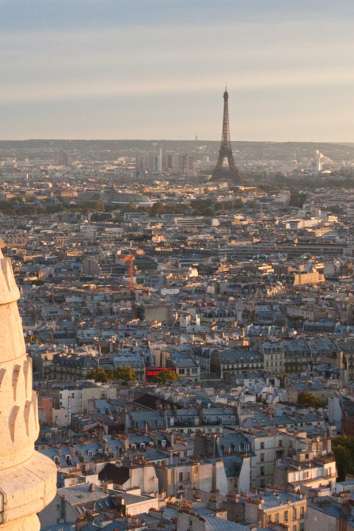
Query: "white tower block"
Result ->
[[0, 249, 56, 530]]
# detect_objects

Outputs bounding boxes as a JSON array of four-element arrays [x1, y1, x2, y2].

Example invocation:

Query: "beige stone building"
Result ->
[[0, 248, 56, 530], [243, 491, 307, 530]]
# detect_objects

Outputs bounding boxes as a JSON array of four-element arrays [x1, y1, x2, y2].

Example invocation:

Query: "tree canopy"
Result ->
[[332, 436, 354, 481], [88, 366, 136, 383]]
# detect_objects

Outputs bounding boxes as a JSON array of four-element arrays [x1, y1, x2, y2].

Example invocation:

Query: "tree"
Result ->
[[332, 436, 354, 481], [289, 190, 307, 208], [94, 199, 105, 212], [297, 391, 326, 408], [154, 370, 178, 384], [88, 368, 109, 383], [113, 367, 136, 382], [190, 198, 218, 216]]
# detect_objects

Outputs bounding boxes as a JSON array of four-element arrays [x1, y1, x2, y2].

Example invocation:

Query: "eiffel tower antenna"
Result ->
[[212, 88, 240, 184]]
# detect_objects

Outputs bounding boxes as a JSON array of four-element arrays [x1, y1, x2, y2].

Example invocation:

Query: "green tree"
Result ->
[[154, 370, 178, 384], [113, 367, 136, 382], [332, 436, 354, 481], [88, 368, 109, 383], [289, 190, 307, 208], [191, 198, 215, 216], [297, 391, 326, 408]]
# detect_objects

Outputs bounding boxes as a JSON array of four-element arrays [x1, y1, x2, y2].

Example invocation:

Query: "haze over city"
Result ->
[[2, 0, 354, 141]]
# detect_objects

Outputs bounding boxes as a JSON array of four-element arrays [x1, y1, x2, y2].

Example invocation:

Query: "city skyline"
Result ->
[[1, 0, 354, 141]]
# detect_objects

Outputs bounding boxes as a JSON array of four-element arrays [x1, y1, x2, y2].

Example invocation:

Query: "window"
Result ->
[[179, 472, 183, 482], [293, 508, 297, 520], [275, 513, 279, 524], [300, 506, 305, 519], [260, 442, 265, 450], [260, 453, 264, 463], [260, 466, 265, 476], [285, 510, 288, 522]]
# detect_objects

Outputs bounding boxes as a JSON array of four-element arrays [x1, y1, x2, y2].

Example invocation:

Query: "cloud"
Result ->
[[1, 17, 354, 98], [1, 64, 354, 104], [1, 1, 354, 139]]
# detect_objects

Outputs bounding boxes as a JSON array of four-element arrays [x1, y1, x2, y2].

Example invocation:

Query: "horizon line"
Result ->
[[0, 138, 354, 145]]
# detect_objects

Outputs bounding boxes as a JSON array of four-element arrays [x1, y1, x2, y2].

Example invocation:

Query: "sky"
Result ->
[[1, 0, 354, 141]]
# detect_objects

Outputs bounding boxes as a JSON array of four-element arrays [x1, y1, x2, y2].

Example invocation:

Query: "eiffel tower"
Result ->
[[212, 88, 240, 184]]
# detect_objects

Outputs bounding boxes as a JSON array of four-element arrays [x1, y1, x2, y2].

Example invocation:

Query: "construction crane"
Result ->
[[120, 255, 136, 292]]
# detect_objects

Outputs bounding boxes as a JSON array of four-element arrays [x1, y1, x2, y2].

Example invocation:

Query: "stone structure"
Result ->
[[0, 248, 56, 530]]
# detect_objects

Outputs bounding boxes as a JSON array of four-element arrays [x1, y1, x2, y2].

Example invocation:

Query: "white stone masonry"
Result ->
[[0, 249, 56, 530]]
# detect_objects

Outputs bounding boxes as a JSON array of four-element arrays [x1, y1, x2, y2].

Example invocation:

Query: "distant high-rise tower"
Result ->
[[0, 244, 56, 530], [57, 150, 69, 166], [212, 89, 240, 184]]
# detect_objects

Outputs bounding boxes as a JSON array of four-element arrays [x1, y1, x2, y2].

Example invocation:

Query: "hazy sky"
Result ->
[[1, 0, 354, 141]]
